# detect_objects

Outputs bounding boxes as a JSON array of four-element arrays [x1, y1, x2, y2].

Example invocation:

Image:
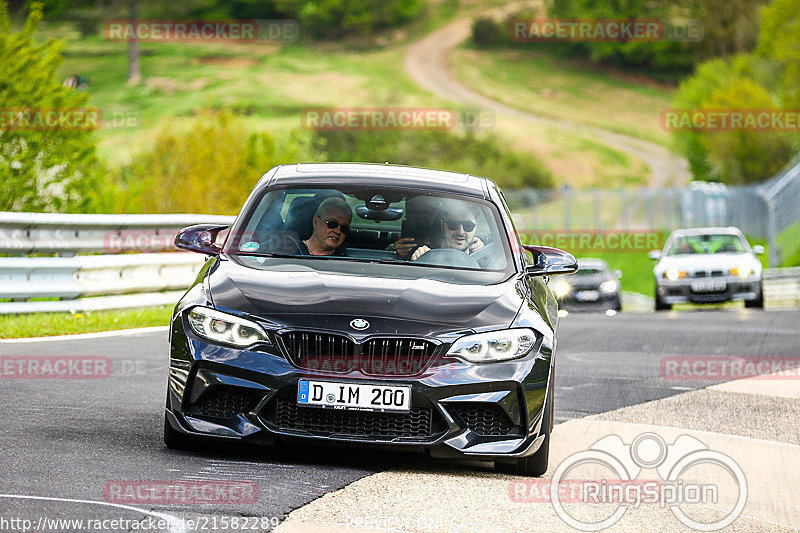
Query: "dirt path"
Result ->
[[404, 6, 690, 188]]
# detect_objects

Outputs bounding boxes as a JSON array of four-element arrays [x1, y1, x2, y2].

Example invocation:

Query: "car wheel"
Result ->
[[654, 283, 671, 311], [612, 296, 622, 312], [495, 383, 552, 477], [744, 282, 764, 309]]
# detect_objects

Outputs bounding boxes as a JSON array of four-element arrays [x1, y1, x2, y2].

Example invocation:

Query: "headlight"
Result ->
[[187, 307, 270, 347], [446, 328, 536, 363], [663, 268, 686, 281], [552, 280, 570, 298], [730, 264, 752, 277], [600, 280, 618, 293]]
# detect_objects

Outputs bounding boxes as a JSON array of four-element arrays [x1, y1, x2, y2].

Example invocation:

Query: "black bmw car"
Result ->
[[165, 163, 576, 476]]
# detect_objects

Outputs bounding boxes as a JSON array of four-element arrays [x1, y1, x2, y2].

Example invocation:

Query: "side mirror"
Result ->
[[522, 245, 578, 277], [648, 250, 662, 260], [752, 245, 764, 255], [175, 224, 228, 255], [614, 269, 622, 279]]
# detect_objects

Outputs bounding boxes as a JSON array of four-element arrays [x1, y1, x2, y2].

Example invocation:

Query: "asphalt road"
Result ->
[[1, 309, 797, 531]]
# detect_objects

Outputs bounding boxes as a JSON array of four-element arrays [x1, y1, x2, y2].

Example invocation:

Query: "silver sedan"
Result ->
[[649, 227, 764, 310]]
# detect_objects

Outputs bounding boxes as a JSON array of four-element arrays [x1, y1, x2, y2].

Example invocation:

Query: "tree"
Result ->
[[0, 1, 102, 212]]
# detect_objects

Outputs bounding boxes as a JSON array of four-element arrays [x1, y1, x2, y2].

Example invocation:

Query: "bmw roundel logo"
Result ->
[[350, 318, 370, 330]]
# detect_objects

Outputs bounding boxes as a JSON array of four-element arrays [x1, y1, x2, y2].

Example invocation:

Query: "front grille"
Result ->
[[191, 386, 265, 419], [361, 338, 436, 375], [451, 403, 515, 436], [274, 398, 433, 438], [279, 331, 437, 376]]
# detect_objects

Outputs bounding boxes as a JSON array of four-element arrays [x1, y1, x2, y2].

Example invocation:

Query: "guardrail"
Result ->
[[1, 212, 799, 314], [0, 212, 235, 315], [763, 267, 800, 308], [0, 212, 235, 254]]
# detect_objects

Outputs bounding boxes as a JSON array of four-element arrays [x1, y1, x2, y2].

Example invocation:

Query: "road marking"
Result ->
[[0, 494, 187, 533], [0, 326, 169, 343]]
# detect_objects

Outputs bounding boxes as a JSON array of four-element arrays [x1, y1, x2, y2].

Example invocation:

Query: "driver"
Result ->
[[411, 200, 484, 261], [299, 197, 352, 256]]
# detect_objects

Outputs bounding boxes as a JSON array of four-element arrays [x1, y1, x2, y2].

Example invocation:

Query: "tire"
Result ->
[[654, 283, 671, 311], [612, 296, 622, 312], [744, 282, 764, 309], [495, 383, 552, 477]]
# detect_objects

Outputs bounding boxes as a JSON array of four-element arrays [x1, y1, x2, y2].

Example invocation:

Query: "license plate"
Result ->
[[575, 290, 599, 301], [691, 279, 726, 292], [297, 380, 411, 412]]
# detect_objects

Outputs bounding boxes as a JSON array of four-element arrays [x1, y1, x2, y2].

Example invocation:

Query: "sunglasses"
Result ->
[[323, 218, 350, 234], [444, 218, 476, 232]]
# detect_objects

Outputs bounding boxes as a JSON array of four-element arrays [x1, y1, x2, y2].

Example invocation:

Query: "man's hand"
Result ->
[[410, 245, 431, 261], [393, 237, 417, 256], [468, 237, 485, 254]]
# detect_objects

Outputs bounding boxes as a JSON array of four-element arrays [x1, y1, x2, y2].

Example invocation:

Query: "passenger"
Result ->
[[299, 197, 352, 256], [411, 201, 484, 261]]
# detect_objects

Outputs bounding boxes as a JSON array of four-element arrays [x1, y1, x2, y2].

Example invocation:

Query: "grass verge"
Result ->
[[0, 305, 172, 339], [451, 47, 675, 147]]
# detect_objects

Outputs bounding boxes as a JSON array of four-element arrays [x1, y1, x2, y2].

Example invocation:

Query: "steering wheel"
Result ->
[[413, 248, 481, 268], [469, 241, 502, 269], [257, 232, 303, 255]]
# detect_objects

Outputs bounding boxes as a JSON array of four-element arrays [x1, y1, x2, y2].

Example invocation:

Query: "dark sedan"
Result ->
[[164, 163, 576, 476], [551, 258, 622, 312]]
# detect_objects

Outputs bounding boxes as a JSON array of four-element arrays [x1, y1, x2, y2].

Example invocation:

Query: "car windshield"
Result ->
[[224, 186, 514, 281], [666, 234, 746, 255], [574, 267, 604, 276]]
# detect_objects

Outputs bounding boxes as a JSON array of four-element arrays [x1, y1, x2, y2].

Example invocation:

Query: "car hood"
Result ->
[[206, 259, 526, 336], [655, 253, 760, 274]]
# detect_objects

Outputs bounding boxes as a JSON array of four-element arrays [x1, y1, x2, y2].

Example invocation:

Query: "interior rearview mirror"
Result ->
[[522, 245, 578, 277]]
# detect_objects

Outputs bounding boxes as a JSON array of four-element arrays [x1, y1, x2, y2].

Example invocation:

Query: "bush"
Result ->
[[471, 17, 502, 48], [276, 0, 425, 38], [0, 1, 103, 213], [312, 129, 553, 190], [115, 111, 316, 214]]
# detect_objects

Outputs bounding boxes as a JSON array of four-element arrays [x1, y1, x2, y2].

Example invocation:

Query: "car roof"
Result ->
[[668, 227, 743, 238], [261, 163, 489, 198]]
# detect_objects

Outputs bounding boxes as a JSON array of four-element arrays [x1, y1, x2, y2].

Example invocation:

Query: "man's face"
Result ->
[[311, 211, 351, 253], [440, 212, 477, 252]]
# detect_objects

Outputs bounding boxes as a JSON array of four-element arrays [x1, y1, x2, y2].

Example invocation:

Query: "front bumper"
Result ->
[[559, 292, 620, 312], [165, 316, 554, 460], [656, 276, 761, 304]]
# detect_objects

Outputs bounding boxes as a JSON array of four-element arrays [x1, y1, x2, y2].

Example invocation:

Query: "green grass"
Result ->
[[451, 47, 675, 147], [777, 220, 800, 267], [0, 305, 172, 339], [29, 14, 659, 188]]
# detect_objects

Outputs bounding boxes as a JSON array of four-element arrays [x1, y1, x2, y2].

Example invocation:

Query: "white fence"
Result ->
[[0, 212, 235, 314]]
